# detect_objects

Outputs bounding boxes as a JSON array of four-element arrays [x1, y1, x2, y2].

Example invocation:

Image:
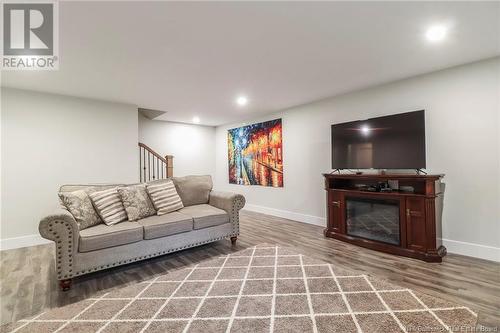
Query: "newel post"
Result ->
[[165, 155, 174, 178]]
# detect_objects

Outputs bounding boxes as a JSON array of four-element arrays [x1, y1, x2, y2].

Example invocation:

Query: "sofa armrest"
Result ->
[[39, 208, 79, 280], [209, 191, 245, 235]]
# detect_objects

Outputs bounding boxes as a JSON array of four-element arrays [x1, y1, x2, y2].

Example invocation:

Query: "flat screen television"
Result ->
[[331, 110, 426, 170]]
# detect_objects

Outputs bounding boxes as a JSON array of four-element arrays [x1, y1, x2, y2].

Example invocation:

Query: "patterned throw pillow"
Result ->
[[59, 190, 102, 229], [117, 184, 156, 221], [146, 180, 184, 215], [89, 188, 128, 226]]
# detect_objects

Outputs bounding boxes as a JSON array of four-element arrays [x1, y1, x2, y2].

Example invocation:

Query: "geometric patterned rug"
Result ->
[[1, 244, 477, 333]]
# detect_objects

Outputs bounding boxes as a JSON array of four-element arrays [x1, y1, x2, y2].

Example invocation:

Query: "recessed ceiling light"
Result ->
[[361, 125, 370, 136], [426, 25, 447, 42], [192, 116, 200, 124], [236, 96, 248, 106]]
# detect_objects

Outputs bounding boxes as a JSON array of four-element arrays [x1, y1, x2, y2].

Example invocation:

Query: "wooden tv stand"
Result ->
[[323, 173, 446, 262]]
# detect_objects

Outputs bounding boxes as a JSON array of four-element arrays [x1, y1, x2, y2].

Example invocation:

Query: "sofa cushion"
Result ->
[[59, 190, 102, 230], [118, 184, 156, 221], [79, 222, 143, 252], [138, 212, 193, 240], [172, 175, 213, 206], [89, 188, 128, 226], [146, 180, 184, 215], [178, 204, 229, 230]]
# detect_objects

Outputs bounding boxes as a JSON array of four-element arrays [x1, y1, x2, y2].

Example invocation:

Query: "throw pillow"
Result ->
[[59, 190, 102, 229], [117, 184, 156, 221], [89, 188, 128, 225], [146, 180, 184, 215]]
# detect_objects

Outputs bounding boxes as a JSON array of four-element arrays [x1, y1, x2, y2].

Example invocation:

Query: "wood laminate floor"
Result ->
[[1, 210, 499, 328]]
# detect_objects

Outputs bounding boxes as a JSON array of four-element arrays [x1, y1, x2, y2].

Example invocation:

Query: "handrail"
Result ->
[[138, 142, 167, 163], [138, 142, 173, 182]]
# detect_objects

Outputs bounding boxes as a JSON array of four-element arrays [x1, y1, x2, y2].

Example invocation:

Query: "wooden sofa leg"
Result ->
[[59, 279, 72, 291], [230, 236, 237, 245]]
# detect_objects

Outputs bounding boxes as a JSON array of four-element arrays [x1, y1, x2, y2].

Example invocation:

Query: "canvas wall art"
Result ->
[[227, 118, 283, 187]]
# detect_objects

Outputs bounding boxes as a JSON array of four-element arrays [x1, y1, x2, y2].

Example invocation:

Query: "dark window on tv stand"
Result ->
[[345, 197, 400, 245]]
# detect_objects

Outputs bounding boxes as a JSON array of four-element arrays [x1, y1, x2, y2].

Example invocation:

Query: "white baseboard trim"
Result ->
[[439, 238, 500, 262], [243, 204, 326, 227], [0, 234, 51, 251], [243, 203, 499, 262]]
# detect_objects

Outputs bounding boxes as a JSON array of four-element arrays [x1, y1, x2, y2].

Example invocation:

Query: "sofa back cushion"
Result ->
[[59, 190, 102, 230], [118, 184, 156, 221], [172, 175, 213, 206], [89, 188, 128, 226]]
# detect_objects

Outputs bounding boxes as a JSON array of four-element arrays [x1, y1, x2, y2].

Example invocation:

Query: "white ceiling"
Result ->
[[2, 1, 499, 126]]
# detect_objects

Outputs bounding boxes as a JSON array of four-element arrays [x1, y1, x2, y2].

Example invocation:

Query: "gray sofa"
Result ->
[[39, 175, 245, 291]]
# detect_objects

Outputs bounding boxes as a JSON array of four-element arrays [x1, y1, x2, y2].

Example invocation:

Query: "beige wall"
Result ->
[[215, 58, 500, 261], [1, 88, 139, 242]]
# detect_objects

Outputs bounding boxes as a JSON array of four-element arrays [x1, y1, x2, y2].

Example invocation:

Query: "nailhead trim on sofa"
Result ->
[[72, 233, 238, 276], [231, 195, 245, 235], [43, 217, 239, 280], [47, 220, 74, 280]]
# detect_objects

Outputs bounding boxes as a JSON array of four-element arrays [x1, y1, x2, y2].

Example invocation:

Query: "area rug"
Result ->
[[2, 244, 477, 333]]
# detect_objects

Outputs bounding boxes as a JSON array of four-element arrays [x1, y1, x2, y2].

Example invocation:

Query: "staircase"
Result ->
[[138, 142, 173, 182]]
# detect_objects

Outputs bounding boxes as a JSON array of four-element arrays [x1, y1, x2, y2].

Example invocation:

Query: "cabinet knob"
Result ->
[[332, 201, 340, 207], [406, 208, 410, 217]]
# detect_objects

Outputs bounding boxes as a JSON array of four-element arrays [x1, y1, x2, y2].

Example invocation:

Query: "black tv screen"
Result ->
[[331, 110, 426, 169]]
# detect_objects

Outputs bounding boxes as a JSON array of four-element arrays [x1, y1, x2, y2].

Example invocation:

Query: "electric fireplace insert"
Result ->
[[346, 197, 400, 245]]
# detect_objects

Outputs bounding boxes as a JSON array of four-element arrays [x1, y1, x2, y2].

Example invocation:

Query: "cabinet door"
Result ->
[[406, 197, 426, 251], [328, 191, 343, 233]]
